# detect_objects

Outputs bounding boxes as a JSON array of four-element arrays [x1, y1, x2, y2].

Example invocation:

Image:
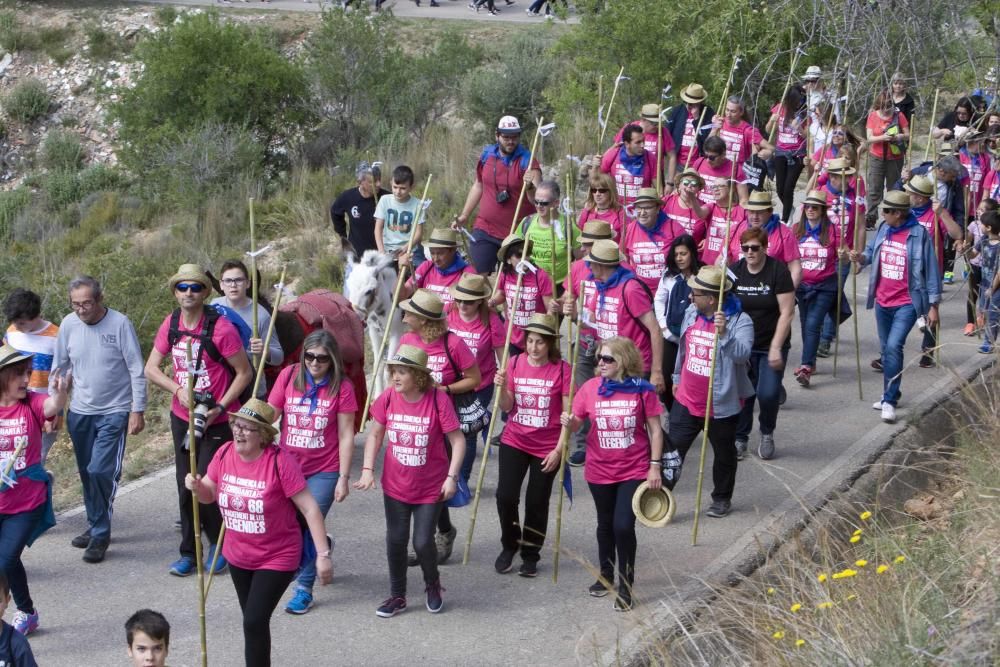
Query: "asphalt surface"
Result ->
[[22, 243, 989, 666]]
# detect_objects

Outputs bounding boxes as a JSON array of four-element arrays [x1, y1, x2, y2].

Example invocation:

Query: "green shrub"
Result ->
[[42, 170, 81, 211], [37, 26, 74, 65], [5, 78, 50, 124], [40, 130, 85, 172], [85, 23, 129, 61], [153, 5, 178, 27], [0, 188, 32, 242], [77, 164, 124, 196], [0, 10, 18, 52]]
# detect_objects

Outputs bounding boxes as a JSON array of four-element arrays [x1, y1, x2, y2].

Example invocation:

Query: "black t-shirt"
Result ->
[[731, 256, 795, 350], [330, 186, 390, 256], [893, 93, 915, 124]]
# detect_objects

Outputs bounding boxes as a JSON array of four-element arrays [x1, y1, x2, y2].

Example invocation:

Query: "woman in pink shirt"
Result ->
[[492, 314, 571, 578], [577, 172, 626, 239], [791, 191, 842, 387], [691, 136, 749, 205], [354, 345, 465, 617], [268, 330, 357, 615], [621, 188, 686, 291], [560, 337, 663, 612], [0, 345, 68, 637], [660, 168, 709, 242], [490, 235, 555, 354], [710, 96, 774, 178], [767, 88, 809, 223], [186, 398, 331, 667], [701, 180, 747, 267]]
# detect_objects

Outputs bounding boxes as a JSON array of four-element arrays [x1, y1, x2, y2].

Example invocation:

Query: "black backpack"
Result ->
[[167, 306, 253, 405]]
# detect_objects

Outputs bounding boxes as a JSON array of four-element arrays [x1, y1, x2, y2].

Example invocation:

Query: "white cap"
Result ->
[[803, 65, 822, 81], [497, 115, 522, 135]]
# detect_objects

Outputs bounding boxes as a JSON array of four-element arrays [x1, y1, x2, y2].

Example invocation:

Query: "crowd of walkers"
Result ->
[[2, 66, 999, 667]]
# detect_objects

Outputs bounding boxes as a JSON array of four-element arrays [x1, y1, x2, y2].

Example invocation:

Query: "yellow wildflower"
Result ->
[[766, 587, 775, 595], [849, 535, 861, 543], [860, 511, 872, 521], [796, 639, 806, 647], [772, 630, 785, 640], [852, 528, 863, 536], [817, 573, 828, 583], [877, 565, 889, 574], [817, 601, 833, 609], [790, 603, 802, 613], [894, 555, 906, 564], [855, 559, 868, 568], [832, 568, 858, 579], [846, 594, 857, 601]]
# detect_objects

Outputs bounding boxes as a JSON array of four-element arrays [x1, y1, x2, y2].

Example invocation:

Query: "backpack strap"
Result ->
[[621, 277, 655, 329], [441, 332, 464, 384]]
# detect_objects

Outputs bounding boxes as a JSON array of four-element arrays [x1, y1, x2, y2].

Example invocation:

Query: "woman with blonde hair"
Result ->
[[577, 171, 626, 239]]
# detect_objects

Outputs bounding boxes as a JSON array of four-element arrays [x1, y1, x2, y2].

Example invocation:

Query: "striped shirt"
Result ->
[[5, 321, 59, 394]]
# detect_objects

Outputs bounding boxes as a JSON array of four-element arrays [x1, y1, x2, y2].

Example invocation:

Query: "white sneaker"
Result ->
[[872, 401, 883, 411], [881, 403, 896, 423]]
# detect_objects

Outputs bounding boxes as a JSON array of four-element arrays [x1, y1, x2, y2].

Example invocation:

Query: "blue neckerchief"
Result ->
[[764, 213, 781, 235], [618, 147, 645, 176], [695, 292, 742, 323], [492, 143, 529, 168], [436, 254, 469, 276], [299, 373, 330, 415], [911, 201, 931, 218], [0, 463, 55, 546], [799, 222, 824, 244], [597, 376, 657, 397], [593, 265, 637, 312], [826, 180, 842, 196], [886, 212, 919, 238], [637, 211, 668, 241]]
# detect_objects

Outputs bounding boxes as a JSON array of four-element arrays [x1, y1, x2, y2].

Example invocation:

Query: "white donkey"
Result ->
[[344, 250, 404, 397]]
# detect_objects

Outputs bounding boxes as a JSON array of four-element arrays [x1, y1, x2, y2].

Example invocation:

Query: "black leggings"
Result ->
[[385, 494, 441, 598], [229, 565, 296, 667], [587, 478, 642, 587], [773, 154, 805, 223], [968, 265, 982, 325], [659, 340, 679, 410], [170, 414, 228, 558], [495, 444, 557, 563]]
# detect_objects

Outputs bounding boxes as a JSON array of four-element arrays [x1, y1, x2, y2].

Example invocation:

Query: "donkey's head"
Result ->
[[345, 250, 397, 319]]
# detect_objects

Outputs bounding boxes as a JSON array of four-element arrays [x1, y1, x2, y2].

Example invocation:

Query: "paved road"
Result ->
[[23, 249, 988, 666]]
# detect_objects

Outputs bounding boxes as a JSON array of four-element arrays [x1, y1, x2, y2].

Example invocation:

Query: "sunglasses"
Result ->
[[304, 352, 332, 364], [804, 204, 823, 210], [741, 244, 763, 252], [534, 200, 552, 207], [590, 187, 609, 194], [597, 354, 617, 364], [175, 283, 205, 293], [680, 179, 701, 187]]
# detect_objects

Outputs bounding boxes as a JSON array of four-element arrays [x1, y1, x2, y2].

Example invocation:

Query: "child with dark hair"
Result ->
[[971, 210, 1000, 353], [125, 609, 169, 667], [376, 164, 426, 267], [0, 572, 37, 666], [963, 198, 999, 336]]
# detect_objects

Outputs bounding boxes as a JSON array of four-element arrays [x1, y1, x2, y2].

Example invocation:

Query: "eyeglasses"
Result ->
[[597, 354, 617, 364], [680, 179, 701, 187], [635, 205, 659, 212], [304, 352, 332, 364], [231, 422, 259, 434], [220, 278, 247, 286], [590, 188, 609, 194], [740, 244, 763, 252], [534, 200, 551, 207], [70, 299, 95, 309], [175, 283, 205, 293]]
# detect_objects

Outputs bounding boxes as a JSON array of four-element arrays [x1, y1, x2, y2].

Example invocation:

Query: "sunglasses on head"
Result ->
[[304, 352, 332, 364], [741, 244, 762, 252], [175, 283, 205, 293], [597, 354, 617, 364], [590, 187, 609, 194]]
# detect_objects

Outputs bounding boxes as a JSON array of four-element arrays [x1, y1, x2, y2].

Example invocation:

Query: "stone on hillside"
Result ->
[[0, 53, 13, 78]]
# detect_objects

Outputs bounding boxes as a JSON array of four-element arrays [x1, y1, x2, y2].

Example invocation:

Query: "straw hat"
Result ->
[[227, 398, 279, 438], [743, 190, 775, 212], [676, 168, 705, 189], [680, 83, 707, 104], [803, 190, 828, 208], [424, 228, 459, 249], [449, 273, 491, 302], [386, 344, 431, 374], [640, 103, 660, 121], [0, 343, 32, 371], [587, 239, 621, 266], [522, 313, 562, 339], [633, 188, 661, 205], [903, 175, 934, 199], [803, 65, 823, 81], [497, 234, 526, 263], [168, 263, 211, 291], [938, 141, 956, 156], [687, 265, 732, 293], [578, 220, 614, 245], [399, 289, 445, 320], [881, 190, 911, 211], [824, 157, 856, 175], [632, 481, 676, 528]]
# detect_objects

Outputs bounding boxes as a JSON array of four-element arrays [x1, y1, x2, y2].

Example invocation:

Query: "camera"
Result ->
[[495, 190, 510, 204], [190, 390, 217, 444]]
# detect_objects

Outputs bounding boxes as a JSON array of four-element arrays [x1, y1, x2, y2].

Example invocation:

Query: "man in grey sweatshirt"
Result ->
[[51, 276, 147, 564]]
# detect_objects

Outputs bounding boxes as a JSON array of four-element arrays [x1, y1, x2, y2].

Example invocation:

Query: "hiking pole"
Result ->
[[924, 88, 939, 163], [249, 198, 259, 370], [553, 290, 582, 584], [508, 120, 544, 238], [686, 52, 741, 173], [656, 102, 664, 196], [692, 157, 738, 547], [908, 115, 917, 169], [932, 139, 942, 366], [185, 342, 208, 667], [204, 267, 287, 599], [464, 240, 534, 565], [833, 165, 848, 378], [596, 74, 604, 154], [598, 68, 626, 150], [359, 175, 434, 427], [852, 150, 867, 401], [805, 63, 846, 193]]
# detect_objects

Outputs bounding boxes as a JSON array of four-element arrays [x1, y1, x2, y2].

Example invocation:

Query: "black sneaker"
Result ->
[[613, 585, 633, 611], [83, 539, 109, 563], [871, 358, 883, 372], [588, 576, 613, 597], [425, 580, 445, 613], [568, 450, 585, 467], [705, 500, 731, 518], [494, 549, 515, 574], [518, 560, 538, 578], [376, 596, 407, 618], [71, 530, 91, 549], [816, 340, 832, 358], [919, 353, 935, 368]]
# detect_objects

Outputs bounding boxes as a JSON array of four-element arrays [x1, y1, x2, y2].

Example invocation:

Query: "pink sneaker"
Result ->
[[12, 610, 39, 636]]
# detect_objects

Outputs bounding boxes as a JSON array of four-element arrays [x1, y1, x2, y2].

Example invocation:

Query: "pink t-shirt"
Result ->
[[370, 388, 460, 504], [797, 224, 840, 285], [584, 277, 654, 371], [571, 377, 662, 484], [824, 186, 865, 250], [674, 315, 716, 417], [501, 356, 571, 458], [730, 220, 800, 265], [496, 269, 554, 350], [770, 102, 807, 152], [915, 208, 948, 274], [984, 168, 1000, 202], [399, 331, 475, 386], [577, 207, 626, 239], [268, 366, 358, 477], [702, 204, 747, 266], [621, 216, 686, 290], [208, 443, 307, 571], [718, 120, 763, 166], [677, 110, 700, 166], [614, 123, 676, 161], [474, 148, 540, 239], [692, 156, 739, 206], [446, 310, 505, 391], [876, 233, 912, 307], [600, 146, 656, 206], [0, 393, 47, 514], [153, 311, 245, 424], [661, 193, 707, 242], [409, 261, 476, 308], [565, 260, 599, 345]]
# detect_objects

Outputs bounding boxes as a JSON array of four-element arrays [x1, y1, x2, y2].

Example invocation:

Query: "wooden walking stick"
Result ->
[[767, 43, 804, 148], [596, 75, 604, 154], [358, 175, 434, 427], [463, 240, 534, 565], [691, 157, 738, 546], [249, 198, 259, 369], [656, 103, 664, 196], [185, 342, 208, 667], [833, 165, 848, 378], [932, 140, 943, 365], [924, 88, 940, 163], [508, 120, 544, 238], [805, 65, 845, 193], [853, 151, 867, 401], [685, 52, 741, 173], [907, 115, 917, 169], [552, 291, 581, 584], [204, 267, 287, 598], [598, 68, 626, 150]]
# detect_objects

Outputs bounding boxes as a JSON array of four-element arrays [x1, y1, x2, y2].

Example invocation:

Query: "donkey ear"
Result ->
[[344, 249, 357, 265]]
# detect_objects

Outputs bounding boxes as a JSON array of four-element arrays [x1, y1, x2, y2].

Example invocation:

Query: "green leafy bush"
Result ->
[[0, 188, 32, 243], [40, 130, 85, 172], [5, 78, 50, 124], [85, 23, 130, 61]]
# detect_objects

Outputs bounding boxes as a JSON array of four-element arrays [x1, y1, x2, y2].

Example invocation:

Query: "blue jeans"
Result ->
[[874, 303, 918, 406], [0, 505, 44, 614], [469, 228, 503, 274], [988, 289, 1000, 343], [67, 410, 129, 542], [797, 282, 837, 368], [821, 260, 853, 344], [294, 471, 339, 592], [460, 385, 494, 484], [737, 348, 787, 439]]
